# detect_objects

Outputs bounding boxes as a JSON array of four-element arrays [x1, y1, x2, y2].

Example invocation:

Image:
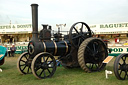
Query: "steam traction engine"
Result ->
[[17, 4, 108, 79]]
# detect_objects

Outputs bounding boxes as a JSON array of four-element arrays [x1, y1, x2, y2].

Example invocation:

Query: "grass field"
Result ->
[[0, 54, 128, 85]]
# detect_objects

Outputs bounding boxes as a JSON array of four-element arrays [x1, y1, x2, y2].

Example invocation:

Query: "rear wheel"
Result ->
[[78, 38, 108, 72]]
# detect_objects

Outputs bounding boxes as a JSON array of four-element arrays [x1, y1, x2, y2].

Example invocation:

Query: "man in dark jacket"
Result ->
[[10, 44, 16, 57]]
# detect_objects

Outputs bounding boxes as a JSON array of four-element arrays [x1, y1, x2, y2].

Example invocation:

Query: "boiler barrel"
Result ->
[[42, 41, 70, 56]]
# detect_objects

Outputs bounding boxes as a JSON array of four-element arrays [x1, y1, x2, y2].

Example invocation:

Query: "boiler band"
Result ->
[[42, 40, 70, 56]]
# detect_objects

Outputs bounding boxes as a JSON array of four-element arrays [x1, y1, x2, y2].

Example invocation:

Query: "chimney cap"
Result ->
[[31, 4, 38, 6]]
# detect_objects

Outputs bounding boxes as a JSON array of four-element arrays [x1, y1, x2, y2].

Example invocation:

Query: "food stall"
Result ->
[[0, 23, 33, 53]]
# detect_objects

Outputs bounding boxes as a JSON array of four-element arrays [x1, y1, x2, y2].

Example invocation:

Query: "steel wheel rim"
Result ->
[[17, 52, 32, 74], [31, 52, 57, 79], [114, 54, 128, 80]]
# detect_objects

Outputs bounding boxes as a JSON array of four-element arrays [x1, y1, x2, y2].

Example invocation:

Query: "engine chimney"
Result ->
[[31, 4, 39, 41]]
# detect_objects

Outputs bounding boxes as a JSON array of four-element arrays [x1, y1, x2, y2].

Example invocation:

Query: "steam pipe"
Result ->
[[31, 4, 39, 41]]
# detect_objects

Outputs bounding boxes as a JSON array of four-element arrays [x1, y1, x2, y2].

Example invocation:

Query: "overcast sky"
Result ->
[[0, 0, 128, 30]]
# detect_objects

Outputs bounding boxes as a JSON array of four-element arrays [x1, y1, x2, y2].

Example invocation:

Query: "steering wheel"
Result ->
[[69, 22, 92, 48]]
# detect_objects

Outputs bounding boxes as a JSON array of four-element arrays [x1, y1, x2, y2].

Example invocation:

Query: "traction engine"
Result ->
[[17, 4, 108, 79]]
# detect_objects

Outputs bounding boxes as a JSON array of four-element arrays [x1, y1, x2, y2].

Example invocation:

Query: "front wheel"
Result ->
[[31, 52, 57, 79], [17, 52, 32, 74]]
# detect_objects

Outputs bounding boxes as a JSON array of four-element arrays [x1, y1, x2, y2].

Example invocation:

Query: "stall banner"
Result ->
[[0, 24, 32, 34], [108, 46, 128, 57], [8, 45, 28, 53], [109, 47, 128, 53], [108, 46, 128, 56], [89, 22, 128, 34]]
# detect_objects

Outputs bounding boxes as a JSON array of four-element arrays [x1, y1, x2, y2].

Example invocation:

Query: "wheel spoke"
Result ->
[[80, 23, 83, 33], [93, 43, 96, 53], [39, 69, 44, 76], [22, 65, 27, 71], [48, 61, 55, 68], [83, 31, 90, 35], [84, 51, 93, 58], [118, 63, 121, 70], [96, 51, 104, 57], [95, 64, 98, 69], [48, 61, 53, 65], [124, 56, 126, 61], [119, 63, 121, 66], [20, 64, 26, 66], [96, 44, 101, 53], [89, 64, 99, 70], [20, 59, 26, 63], [89, 64, 91, 68], [119, 70, 122, 76], [122, 56, 126, 61], [45, 56, 49, 62], [72, 35, 81, 40], [73, 27, 80, 34], [24, 55, 28, 60], [27, 67, 30, 73], [35, 66, 40, 72], [124, 71, 127, 79], [43, 70, 46, 77], [47, 68, 52, 74], [43, 56, 46, 62], [91, 64, 94, 69], [86, 46, 94, 54], [85, 47, 95, 57], [122, 56, 125, 61], [121, 57, 126, 64], [98, 50, 105, 53], [81, 34, 86, 39]]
